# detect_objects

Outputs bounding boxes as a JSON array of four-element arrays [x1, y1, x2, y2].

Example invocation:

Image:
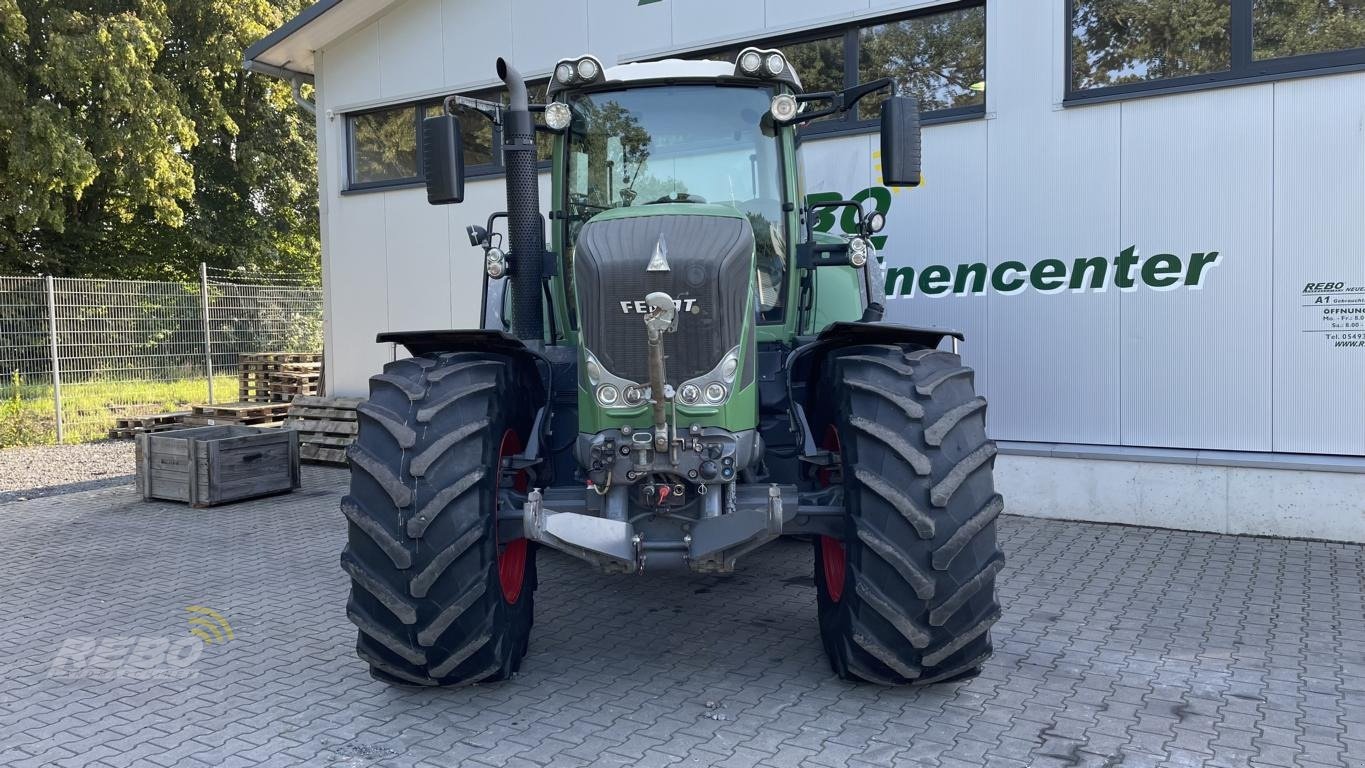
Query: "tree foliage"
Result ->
[[0, 0, 318, 281]]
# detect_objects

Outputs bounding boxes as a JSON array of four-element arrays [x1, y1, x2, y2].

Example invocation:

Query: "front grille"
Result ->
[[575, 213, 753, 383]]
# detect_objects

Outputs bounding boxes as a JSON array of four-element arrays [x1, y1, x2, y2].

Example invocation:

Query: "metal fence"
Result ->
[[0, 266, 322, 446]]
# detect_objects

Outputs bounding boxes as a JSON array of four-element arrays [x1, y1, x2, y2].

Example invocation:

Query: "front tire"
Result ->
[[342, 352, 537, 686], [814, 344, 1004, 684]]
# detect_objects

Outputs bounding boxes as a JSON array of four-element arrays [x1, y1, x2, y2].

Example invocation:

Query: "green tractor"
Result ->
[[342, 50, 1004, 687]]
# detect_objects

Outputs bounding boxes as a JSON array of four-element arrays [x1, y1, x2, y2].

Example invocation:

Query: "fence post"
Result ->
[[45, 275, 64, 443], [200, 262, 215, 404]]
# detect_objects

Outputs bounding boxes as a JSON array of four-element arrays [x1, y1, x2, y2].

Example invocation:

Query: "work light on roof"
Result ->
[[553, 56, 605, 88], [734, 47, 796, 87], [738, 50, 763, 75]]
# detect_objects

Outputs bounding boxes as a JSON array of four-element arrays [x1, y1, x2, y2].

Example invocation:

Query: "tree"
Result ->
[[0, 0, 318, 281]]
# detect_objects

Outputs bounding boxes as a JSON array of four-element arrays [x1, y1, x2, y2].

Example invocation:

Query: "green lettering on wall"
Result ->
[[954, 262, 988, 294], [1142, 254, 1182, 288], [919, 265, 952, 296], [1070, 256, 1108, 291], [991, 261, 1027, 293], [886, 266, 917, 297], [1030, 259, 1067, 292]]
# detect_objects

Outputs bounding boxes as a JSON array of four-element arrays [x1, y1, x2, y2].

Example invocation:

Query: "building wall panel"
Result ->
[[442, 0, 512, 88], [1118, 86, 1274, 451], [326, 191, 392, 395], [982, 0, 1122, 445], [322, 24, 380, 110], [377, 0, 444, 98], [384, 187, 452, 333], [1271, 74, 1365, 455], [511, 0, 589, 75], [671, 0, 765, 50], [590, 0, 671, 65]]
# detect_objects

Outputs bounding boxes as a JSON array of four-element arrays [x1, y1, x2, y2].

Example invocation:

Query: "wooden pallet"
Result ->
[[108, 410, 192, 439], [109, 421, 190, 439], [189, 401, 291, 427], [285, 396, 362, 466], [240, 351, 321, 365], [238, 353, 323, 403]]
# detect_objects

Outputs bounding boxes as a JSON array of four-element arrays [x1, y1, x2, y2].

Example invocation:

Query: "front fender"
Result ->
[[785, 321, 962, 386], [784, 321, 963, 457], [376, 329, 549, 404]]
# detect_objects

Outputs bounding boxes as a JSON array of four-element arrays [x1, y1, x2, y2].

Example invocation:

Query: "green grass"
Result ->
[[0, 373, 238, 447]]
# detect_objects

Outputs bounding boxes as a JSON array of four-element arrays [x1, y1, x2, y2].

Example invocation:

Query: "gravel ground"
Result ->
[[0, 441, 135, 503]]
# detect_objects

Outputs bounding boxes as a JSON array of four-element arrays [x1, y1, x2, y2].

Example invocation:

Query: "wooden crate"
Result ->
[[136, 426, 300, 507], [285, 395, 362, 466]]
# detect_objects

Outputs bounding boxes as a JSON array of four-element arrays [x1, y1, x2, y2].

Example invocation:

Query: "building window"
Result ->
[[858, 6, 987, 118], [665, 2, 987, 137], [1253, 0, 1365, 60], [1068, 0, 1365, 100], [346, 90, 502, 191], [348, 105, 419, 187], [347, 85, 554, 191]]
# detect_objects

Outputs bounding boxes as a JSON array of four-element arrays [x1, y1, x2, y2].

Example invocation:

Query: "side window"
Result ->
[[671, 3, 988, 134], [1069, 0, 1365, 99], [1253, 0, 1365, 60], [423, 90, 498, 168], [347, 88, 512, 191], [1070, 0, 1232, 91], [858, 7, 987, 118], [349, 106, 419, 187]]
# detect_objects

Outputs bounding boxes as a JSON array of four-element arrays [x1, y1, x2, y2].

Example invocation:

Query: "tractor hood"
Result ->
[[573, 205, 755, 395]]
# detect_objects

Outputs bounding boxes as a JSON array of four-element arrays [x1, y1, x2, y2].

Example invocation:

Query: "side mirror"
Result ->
[[423, 113, 465, 205], [879, 96, 921, 187]]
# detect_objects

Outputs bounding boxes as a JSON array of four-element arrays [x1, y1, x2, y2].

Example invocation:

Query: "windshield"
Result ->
[[565, 84, 788, 320]]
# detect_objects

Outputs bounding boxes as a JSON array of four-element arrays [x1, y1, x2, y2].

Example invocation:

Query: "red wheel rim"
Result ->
[[497, 430, 529, 603], [819, 426, 846, 602]]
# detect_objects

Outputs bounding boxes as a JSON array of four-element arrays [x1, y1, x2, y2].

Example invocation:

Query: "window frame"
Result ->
[[343, 84, 555, 194], [1065, 0, 1365, 105], [344, 103, 425, 192], [640, 0, 988, 140]]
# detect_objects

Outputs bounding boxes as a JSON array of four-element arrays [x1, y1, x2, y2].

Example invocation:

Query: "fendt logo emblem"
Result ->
[[621, 299, 698, 314], [647, 234, 671, 272]]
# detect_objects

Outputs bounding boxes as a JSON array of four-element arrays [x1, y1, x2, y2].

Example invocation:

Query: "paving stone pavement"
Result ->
[[0, 466, 1362, 768]]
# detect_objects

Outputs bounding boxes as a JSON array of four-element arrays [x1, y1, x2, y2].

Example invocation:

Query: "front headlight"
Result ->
[[704, 383, 727, 404], [596, 384, 619, 407], [677, 346, 740, 408]]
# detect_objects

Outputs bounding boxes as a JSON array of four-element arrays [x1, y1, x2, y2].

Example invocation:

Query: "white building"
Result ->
[[246, 0, 1365, 542]]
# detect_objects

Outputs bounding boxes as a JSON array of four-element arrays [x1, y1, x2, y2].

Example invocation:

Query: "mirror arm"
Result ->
[[838, 77, 894, 111], [788, 78, 895, 124], [443, 94, 503, 124]]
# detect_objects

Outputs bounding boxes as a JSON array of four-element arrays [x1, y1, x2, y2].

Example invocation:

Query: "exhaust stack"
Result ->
[[496, 57, 545, 342]]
